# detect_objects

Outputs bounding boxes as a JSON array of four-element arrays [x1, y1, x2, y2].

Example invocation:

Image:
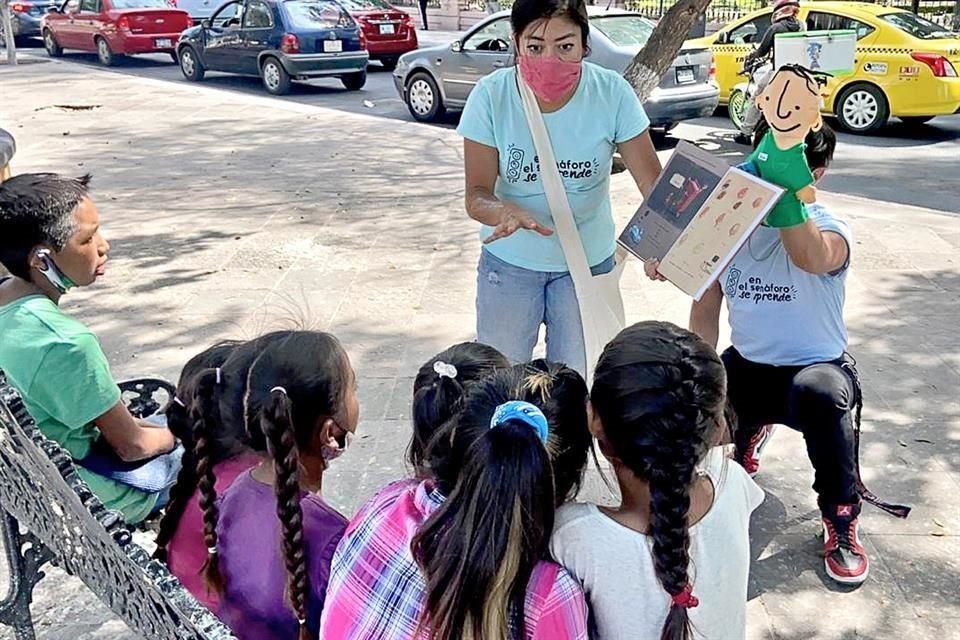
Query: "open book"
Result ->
[[617, 141, 784, 301]]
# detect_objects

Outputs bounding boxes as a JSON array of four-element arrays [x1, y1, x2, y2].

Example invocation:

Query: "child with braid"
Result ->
[[156, 332, 293, 609], [551, 321, 764, 640], [203, 331, 359, 640]]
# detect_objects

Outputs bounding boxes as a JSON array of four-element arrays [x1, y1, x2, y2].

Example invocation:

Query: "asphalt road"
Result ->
[[14, 35, 960, 213]]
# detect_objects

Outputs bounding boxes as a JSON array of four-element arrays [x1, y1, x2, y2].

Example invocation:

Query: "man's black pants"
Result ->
[[722, 347, 859, 513]]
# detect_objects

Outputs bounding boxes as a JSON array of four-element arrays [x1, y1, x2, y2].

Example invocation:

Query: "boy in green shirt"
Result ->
[[0, 173, 177, 523]]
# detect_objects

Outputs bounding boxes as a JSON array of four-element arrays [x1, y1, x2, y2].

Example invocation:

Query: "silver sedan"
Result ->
[[393, 7, 719, 130]]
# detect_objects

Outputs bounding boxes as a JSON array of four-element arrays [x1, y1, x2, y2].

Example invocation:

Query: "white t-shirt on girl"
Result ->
[[550, 447, 765, 640]]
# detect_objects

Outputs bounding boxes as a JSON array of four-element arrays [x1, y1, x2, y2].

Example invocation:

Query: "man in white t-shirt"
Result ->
[[687, 124, 909, 587]]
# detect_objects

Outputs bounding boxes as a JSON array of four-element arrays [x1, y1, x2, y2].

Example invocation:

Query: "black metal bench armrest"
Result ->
[[118, 378, 176, 419]]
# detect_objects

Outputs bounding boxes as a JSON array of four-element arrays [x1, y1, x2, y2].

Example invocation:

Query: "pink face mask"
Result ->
[[518, 55, 582, 103]]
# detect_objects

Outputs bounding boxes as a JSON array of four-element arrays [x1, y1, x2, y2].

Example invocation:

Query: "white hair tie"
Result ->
[[215, 367, 222, 385], [433, 361, 458, 379], [270, 386, 288, 395]]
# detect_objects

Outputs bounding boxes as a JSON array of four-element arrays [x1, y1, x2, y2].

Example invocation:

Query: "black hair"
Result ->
[[511, 0, 590, 50], [0, 173, 91, 280], [590, 321, 727, 640], [752, 119, 836, 171], [413, 362, 590, 639], [240, 331, 352, 640], [180, 331, 293, 584], [410, 342, 509, 477], [521, 359, 591, 505], [153, 340, 240, 563]]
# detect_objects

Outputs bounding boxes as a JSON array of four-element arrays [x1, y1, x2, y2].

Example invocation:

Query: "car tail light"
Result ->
[[910, 51, 958, 78], [281, 33, 300, 54], [708, 56, 717, 80], [117, 15, 130, 30], [359, 28, 367, 49], [10, 2, 29, 12]]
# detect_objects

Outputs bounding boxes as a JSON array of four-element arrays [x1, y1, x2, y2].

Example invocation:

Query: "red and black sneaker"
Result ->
[[740, 424, 777, 478], [822, 503, 869, 585]]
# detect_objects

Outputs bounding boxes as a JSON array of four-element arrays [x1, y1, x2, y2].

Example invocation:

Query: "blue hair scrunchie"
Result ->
[[489, 401, 549, 443]]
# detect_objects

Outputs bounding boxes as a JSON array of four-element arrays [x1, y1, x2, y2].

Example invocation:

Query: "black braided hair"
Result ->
[[591, 321, 726, 640], [189, 368, 226, 596], [154, 341, 239, 562], [244, 331, 351, 640], [411, 342, 509, 478]]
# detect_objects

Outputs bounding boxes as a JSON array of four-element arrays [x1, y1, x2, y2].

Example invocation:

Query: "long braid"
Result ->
[[592, 322, 726, 640], [189, 369, 225, 596], [261, 390, 311, 640], [153, 457, 196, 562], [648, 438, 699, 640]]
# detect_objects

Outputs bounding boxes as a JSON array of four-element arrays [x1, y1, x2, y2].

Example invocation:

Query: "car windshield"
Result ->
[[590, 15, 654, 47], [336, 0, 392, 11], [111, 0, 171, 7], [881, 11, 956, 40], [284, 0, 352, 28]]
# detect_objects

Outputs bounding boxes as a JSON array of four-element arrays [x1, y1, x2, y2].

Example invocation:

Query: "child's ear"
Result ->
[[311, 417, 339, 450], [811, 114, 824, 132], [586, 399, 604, 440]]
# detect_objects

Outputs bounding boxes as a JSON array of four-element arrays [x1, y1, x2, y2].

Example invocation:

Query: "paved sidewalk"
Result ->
[[0, 60, 958, 640]]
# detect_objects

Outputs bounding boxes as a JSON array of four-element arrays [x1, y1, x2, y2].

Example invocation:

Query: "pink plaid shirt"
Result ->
[[320, 479, 589, 640]]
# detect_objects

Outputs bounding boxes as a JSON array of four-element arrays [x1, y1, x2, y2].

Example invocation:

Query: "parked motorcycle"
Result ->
[[728, 56, 772, 133]]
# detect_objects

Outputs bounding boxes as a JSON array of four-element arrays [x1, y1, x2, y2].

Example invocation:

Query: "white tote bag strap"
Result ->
[[516, 74, 625, 382], [516, 75, 595, 291]]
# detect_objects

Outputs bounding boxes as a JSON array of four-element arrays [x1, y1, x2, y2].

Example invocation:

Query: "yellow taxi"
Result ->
[[688, 1, 960, 132]]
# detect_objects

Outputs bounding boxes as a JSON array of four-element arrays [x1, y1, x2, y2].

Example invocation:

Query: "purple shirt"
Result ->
[[216, 470, 347, 640]]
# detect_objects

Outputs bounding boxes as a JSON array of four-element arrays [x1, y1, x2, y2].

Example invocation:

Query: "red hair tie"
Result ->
[[672, 585, 700, 609]]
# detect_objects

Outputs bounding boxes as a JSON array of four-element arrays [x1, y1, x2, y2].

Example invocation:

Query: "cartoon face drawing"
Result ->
[[757, 65, 823, 139], [806, 42, 823, 70]]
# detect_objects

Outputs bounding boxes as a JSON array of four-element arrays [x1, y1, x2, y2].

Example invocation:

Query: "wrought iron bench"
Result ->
[[0, 370, 236, 640]]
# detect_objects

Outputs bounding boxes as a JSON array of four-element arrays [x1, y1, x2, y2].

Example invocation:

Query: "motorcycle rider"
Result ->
[[735, 0, 805, 144]]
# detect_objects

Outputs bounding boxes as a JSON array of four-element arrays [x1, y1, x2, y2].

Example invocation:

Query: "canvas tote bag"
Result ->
[[516, 74, 627, 382]]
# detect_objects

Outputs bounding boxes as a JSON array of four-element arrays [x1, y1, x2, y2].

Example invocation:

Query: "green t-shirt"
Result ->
[[0, 294, 157, 523], [748, 131, 814, 225]]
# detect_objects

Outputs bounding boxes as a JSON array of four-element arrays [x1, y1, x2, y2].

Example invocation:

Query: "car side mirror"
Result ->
[[450, 40, 462, 53], [201, 19, 211, 28], [46, 6, 59, 13], [715, 31, 728, 44]]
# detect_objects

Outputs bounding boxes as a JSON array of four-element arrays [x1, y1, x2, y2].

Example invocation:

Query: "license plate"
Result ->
[[676, 66, 695, 84], [379, 23, 395, 34], [155, 38, 172, 48], [323, 39, 343, 53]]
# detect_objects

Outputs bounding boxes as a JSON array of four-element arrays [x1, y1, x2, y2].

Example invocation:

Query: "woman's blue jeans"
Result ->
[[476, 249, 614, 377]]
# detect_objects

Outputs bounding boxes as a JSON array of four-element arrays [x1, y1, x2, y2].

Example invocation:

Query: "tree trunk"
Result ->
[[623, 0, 713, 101], [1, 0, 17, 66]]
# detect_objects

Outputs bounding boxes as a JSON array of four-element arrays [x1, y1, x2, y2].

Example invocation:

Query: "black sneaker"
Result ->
[[733, 132, 753, 145], [822, 502, 869, 585]]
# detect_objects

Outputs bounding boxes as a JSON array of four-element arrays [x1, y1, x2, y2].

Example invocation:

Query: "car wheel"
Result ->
[[261, 56, 291, 95], [341, 69, 367, 91], [728, 88, 747, 131], [43, 29, 63, 57], [835, 83, 889, 134], [405, 71, 444, 122], [96, 37, 118, 66], [178, 45, 204, 82], [379, 56, 398, 71], [900, 116, 934, 127]]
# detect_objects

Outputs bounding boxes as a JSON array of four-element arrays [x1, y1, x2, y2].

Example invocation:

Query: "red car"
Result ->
[[42, 0, 191, 65], [338, 0, 416, 70]]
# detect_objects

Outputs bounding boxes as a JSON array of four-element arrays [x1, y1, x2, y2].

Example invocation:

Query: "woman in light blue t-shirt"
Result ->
[[458, 0, 662, 375]]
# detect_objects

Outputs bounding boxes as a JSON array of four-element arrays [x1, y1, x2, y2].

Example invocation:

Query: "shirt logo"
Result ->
[[758, 152, 768, 162]]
